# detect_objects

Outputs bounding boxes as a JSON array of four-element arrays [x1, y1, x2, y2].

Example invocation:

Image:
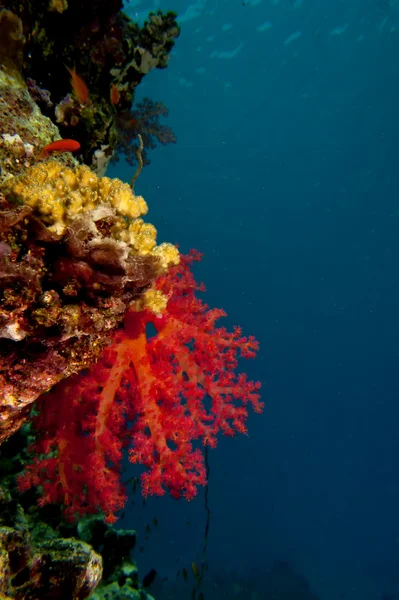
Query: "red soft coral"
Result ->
[[18, 251, 262, 523]]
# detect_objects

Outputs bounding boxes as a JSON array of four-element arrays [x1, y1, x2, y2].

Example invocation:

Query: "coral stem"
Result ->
[[130, 133, 144, 192]]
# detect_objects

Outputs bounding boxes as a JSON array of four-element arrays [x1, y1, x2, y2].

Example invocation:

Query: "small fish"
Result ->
[[110, 83, 120, 105], [142, 569, 157, 588], [192, 562, 200, 583], [182, 567, 188, 581], [38, 139, 80, 159], [145, 523, 151, 534], [66, 65, 89, 104], [152, 517, 158, 527]]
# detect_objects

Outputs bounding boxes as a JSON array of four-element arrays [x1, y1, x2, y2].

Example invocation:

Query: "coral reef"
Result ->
[[0, 65, 67, 187], [0, 160, 179, 445], [0, 485, 102, 598], [18, 251, 262, 524], [4, 160, 149, 233], [77, 516, 147, 598], [0, 431, 153, 600], [0, 9, 78, 186], [1, 0, 179, 168], [0, 7, 263, 590]]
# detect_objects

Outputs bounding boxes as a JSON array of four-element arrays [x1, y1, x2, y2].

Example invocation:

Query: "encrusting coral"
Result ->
[[0, 160, 179, 445]]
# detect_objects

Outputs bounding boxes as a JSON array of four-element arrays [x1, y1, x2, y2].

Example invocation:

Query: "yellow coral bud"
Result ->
[[44, 161, 63, 181], [136, 222, 157, 254], [68, 190, 84, 216], [61, 168, 77, 190], [123, 219, 157, 254], [141, 288, 168, 316], [151, 243, 180, 271], [97, 176, 114, 197], [77, 165, 97, 190], [107, 182, 148, 219], [135, 195, 148, 215]]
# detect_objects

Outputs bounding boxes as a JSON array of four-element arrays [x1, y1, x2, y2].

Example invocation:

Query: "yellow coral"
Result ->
[[3, 160, 179, 272], [151, 242, 180, 270], [119, 219, 157, 254], [4, 161, 149, 234], [141, 288, 169, 315]]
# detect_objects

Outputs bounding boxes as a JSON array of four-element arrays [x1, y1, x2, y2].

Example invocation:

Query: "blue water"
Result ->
[[110, 1, 399, 598]]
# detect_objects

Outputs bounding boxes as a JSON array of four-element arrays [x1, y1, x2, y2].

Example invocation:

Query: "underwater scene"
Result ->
[[0, 0, 398, 598]]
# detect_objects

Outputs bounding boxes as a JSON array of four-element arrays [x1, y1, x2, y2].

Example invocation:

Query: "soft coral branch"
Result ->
[[18, 251, 262, 523], [114, 97, 176, 167]]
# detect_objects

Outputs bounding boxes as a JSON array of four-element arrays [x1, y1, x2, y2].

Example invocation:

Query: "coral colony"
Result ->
[[0, 0, 262, 553], [17, 249, 263, 524]]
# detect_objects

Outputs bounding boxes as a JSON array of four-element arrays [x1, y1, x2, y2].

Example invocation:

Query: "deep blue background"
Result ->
[[110, 1, 399, 598]]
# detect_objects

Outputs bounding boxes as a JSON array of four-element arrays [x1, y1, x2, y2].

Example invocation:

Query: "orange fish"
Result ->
[[110, 83, 120, 106], [66, 66, 89, 104], [38, 139, 81, 159]]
